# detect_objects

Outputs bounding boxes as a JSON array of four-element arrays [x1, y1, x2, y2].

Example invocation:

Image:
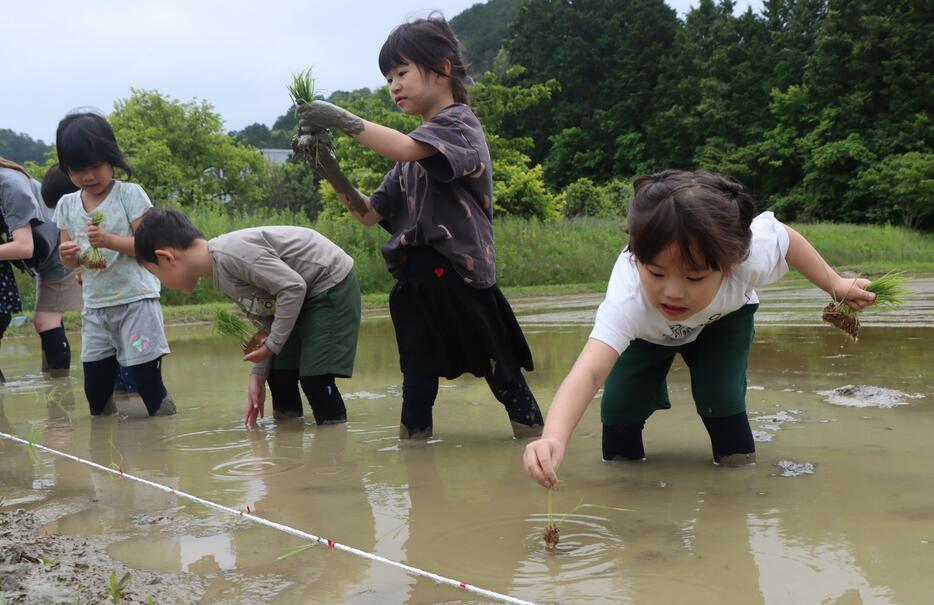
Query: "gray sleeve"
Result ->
[[243, 253, 308, 355], [0, 174, 41, 232]]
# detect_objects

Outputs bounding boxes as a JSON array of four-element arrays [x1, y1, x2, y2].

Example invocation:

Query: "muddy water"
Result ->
[[1, 278, 932, 604]]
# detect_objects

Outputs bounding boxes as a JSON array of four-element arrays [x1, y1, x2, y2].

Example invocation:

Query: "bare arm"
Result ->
[[523, 338, 620, 488], [784, 225, 875, 310], [0, 226, 34, 261], [87, 216, 145, 257]]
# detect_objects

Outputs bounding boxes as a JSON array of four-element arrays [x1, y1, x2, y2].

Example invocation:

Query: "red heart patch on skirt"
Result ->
[[433, 267, 445, 278]]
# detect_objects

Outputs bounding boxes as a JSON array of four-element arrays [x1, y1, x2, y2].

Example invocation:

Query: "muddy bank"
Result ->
[[0, 506, 205, 604]]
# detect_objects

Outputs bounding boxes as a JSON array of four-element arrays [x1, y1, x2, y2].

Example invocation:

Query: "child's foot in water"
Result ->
[[399, 424, 432, 440], [153, 396, 177, 417]]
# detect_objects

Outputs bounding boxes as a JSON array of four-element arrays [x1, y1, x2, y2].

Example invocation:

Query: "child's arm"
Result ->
[[297, 101, 436, 163], [58, 229, 80, 268], [524, 339, 620, 488], [784, 226, 876, 310], [87, 216, 143, 256], [0, 226, 34, 261], [297, 133, 384, 227]]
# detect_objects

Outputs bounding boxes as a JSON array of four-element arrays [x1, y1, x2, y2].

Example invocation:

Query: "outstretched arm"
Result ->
[[523, 339, 620, 488], [297, 101, 436, 164], [784, 225, 875, 310]]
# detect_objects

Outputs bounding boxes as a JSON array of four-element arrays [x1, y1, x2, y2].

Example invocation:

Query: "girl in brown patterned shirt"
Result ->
[[295, 14, 544, 440]]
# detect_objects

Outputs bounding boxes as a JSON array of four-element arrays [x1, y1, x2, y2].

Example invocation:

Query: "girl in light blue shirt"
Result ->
[[53, 111, 174, 417]]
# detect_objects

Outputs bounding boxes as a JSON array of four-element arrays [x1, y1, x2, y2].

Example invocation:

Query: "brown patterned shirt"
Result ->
[[370, 103, 496, 287]]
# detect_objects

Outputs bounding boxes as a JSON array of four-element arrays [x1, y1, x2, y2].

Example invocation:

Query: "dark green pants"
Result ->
[[601, 304, 758, 425], [271, 270, 361, 378]]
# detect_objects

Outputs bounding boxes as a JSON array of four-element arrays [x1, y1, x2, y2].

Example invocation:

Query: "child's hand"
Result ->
[[831, 276, 876, 311], [244, 374, 266, 426], [242, 344, 273, 364], [59, 240, 81, 267], [523, 437, 566, 489], [86, 221, 112, 249], [297, 101, 364, 135], [74, 268, 83, 286]]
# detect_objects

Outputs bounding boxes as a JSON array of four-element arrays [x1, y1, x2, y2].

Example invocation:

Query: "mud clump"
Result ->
[[543, 524, 560, 550], [822, 302, 860, 341], [243, 329, 269, 355]]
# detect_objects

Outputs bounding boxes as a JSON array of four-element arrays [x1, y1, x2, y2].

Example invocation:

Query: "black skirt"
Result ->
[[389, 246, 534, 381]]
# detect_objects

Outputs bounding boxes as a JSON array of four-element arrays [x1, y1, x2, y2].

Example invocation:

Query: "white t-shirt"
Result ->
[[590, 212, 790, 354]]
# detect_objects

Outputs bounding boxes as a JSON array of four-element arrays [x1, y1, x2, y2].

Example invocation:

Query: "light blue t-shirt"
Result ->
[[53, 180, 161, 309]]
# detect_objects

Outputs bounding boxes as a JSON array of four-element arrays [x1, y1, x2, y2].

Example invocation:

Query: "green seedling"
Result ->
[[542, 489, 633, 551], [26, 424, 42, 464], [108, 571, 131, 603], [288, 68, 316, 108], [82, 211, 107, 269], [108, 425, 124, 472], [214, 309, 267, 354], [276, 541, 319, 560], [822, 271, 908, 341]]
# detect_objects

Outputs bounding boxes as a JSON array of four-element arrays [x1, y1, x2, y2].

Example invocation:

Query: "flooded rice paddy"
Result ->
[[1, 277, 932, 604]]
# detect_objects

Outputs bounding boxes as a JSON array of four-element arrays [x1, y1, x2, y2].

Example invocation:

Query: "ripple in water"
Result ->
[[165, 427, 256, 452], [816, 385, 925, 408], [775, 459, 815, 477], [211, 456, 303, 480]]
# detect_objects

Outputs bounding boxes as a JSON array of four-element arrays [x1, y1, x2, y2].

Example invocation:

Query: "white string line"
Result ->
[[0, 430, 537, 605]]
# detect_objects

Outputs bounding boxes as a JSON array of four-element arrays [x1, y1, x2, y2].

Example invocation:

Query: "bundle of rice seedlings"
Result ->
[[214, 309, 268, 354], [822, 272, 908, 342], [288, 68, 326, 169], [82, 211, 107, 269], [288, 68, 316, 108]]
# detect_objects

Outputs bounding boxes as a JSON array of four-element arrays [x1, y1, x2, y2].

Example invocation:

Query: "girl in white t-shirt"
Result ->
[[524, 170, 878, 487]]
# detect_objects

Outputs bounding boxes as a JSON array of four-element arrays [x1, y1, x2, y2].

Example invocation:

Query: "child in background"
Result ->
[[523, 170, 878, 488], [41, 164, 137, 394], [53, 112, 174, 417], [0, 207, 22, 383], [0, 158, 82, 376], [295, 14, 543, 439], [134, 208, 361, 426]]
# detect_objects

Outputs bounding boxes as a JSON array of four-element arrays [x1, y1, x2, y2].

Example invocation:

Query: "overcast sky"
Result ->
[[4, 0, 762, 143]]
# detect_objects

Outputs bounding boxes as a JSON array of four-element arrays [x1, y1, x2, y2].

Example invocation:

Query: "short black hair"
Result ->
[[40, 164, 78, 209], [56, 111, 133, 177], [134, 207, 205, 264]]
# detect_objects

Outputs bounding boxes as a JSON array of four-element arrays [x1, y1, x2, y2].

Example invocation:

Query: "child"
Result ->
[[133, 207, 361, 426], [42, 164, 137, 393], [52, 112, 174, 417], [0, 207, 23, 383], [523, 170, 879, 488], [0, 158, 83, 377], [294, 14, 543, 439]]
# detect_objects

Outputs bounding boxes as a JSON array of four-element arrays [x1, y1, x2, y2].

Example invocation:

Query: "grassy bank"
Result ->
[[11, 211, 934, 313]]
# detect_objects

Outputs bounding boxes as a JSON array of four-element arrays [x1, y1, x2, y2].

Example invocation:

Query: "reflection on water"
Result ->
[[0, 280, 932, 603]]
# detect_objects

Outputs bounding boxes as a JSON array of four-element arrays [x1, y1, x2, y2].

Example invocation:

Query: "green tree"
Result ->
[[110, 89, 267, 207], [0, 129, 52, 165], [857, 152, 934, 229], [451, 0, 523, 74]]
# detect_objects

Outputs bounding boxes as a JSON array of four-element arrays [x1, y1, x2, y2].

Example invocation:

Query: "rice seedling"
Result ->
[[542, 489, 633, 551], [214, 309, 268, 354], [108, 571, 131, 603], [276, 541, 319, 560], [288, 68, 316, 108], [82, 211, 107, 269], [822, 271, 908, 341], [26, 424, 42, 465], [108, 425, 124, 472]]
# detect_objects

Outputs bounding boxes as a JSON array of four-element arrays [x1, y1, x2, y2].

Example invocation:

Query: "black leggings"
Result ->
[[266, 368, 346, 424], [400, 371, 543, 432], [602, 411, 755, 462], [39, 325, 71, 370], [84, 356, 167, 416]]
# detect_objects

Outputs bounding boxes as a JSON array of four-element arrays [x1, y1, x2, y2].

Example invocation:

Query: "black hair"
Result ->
[[378, 13, 471, 105], [627, 169, 756, 272], [40, 164, 79, 209], [55, 111, 132, 177], [134, 207, 204, 264]]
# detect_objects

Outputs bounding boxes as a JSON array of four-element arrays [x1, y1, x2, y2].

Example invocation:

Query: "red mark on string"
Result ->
[[327, 539, 335, 549]]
